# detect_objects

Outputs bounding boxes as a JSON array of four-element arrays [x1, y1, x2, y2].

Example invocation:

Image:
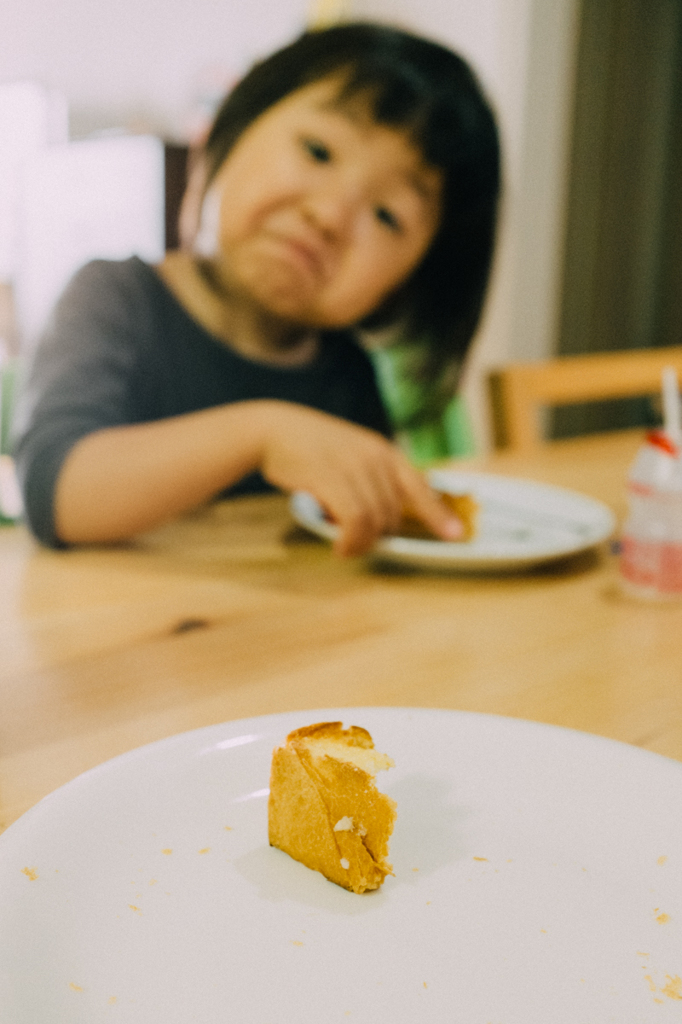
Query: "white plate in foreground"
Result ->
[[1, 708, 681, 1024], [291, 470, 616, 570]]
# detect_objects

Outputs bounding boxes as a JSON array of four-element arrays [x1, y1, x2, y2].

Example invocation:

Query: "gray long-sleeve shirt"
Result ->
[[15, 257, 391, 546]]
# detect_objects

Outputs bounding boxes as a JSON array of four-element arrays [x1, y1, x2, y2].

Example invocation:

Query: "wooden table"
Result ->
[[2, 429, 681, 834]]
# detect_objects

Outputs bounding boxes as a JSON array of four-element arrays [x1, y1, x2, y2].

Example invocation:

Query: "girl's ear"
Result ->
[[178, 150, 209, 251]]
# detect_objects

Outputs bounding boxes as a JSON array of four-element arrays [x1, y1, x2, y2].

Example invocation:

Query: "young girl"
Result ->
[[15, 23, 500, 556]]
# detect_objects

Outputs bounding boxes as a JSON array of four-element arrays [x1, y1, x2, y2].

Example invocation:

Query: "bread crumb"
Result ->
[[340, 858, 350, 870], [69, 983, 83, 993], [656, 913, 671, 924], [473, 857, 487, 862], [658, 855, 668, 865], [636, 951, 649, 956], [412, 867, 419, 872], [21, 867, 38, 881], [644, 975, 656, 992], [198, 847, 210, 854], [149, 879, 158, 886], [334, 817, 354, 832], [108, 996, 117, 1005], [423, 982, 428, 989], [128, 904, 142, 914], [662, 976, 682, 1000], [162, 848, 172, 855], [291, 940, 304, 947]]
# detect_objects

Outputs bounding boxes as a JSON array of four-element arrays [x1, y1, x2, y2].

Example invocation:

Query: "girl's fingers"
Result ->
[[321, 448, 464, 555], [320, 457, 406, 556], [332, 500, 380, 556], [362, 460, 405, 534], [396, 466, 465, 541], [329, 473, 397, 556], [261, 405, 463, 553]]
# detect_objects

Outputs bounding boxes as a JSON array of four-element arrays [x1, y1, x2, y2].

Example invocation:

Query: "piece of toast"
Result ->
[[323, 491, 478, 542], [268, 722, 396, 894], [399, 491, 478, 541]]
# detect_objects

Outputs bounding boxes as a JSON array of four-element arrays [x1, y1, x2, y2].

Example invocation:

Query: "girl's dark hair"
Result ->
[[204, 23, 500, 415]]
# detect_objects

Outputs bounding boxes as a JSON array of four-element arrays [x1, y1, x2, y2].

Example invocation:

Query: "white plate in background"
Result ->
[[291, 470, 616, 570], [1, 707, 681, 1023]]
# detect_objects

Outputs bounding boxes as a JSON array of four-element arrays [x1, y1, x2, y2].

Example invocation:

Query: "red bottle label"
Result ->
[[645, 430, 680, 457], [620, 536, 682, 593]]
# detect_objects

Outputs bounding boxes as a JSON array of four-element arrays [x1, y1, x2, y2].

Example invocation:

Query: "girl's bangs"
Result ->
[[333, 66, 443, 166]]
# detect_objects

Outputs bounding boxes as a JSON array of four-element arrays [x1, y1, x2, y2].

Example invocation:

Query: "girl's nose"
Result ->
[[301, 180, 359, 239]]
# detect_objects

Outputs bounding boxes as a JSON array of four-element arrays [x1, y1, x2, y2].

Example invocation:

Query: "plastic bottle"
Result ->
[[620, 430, 682, 599]]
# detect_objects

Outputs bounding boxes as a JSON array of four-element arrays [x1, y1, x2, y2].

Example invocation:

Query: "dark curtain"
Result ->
[[552, 0, 682, 438]]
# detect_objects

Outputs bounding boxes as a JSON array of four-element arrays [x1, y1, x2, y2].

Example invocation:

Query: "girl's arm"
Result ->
[[54, 400, 462, 555]]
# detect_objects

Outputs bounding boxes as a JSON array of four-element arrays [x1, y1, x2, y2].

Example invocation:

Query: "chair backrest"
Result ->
[[489, 346, 682, 451]]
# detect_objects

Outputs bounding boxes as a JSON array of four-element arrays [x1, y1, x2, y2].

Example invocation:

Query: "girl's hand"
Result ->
[[51, 399, 462, 550], [256, 402, 464, 556]]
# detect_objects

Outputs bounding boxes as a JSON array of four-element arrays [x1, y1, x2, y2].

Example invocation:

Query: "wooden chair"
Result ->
[[489, 346, 682, 451]]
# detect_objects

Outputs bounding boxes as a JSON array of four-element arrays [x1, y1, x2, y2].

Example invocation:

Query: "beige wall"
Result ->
[[0, 0, 310, 140]]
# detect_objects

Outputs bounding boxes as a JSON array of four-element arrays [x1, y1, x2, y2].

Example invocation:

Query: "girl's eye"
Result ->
[[303, 138, 331, 163], [375, 206, 401, 232]]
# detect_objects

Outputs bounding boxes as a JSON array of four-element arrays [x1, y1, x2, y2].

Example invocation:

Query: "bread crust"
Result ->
[[323, 491, 478, 542], [268, 722, 396, 894], [400, 492, 478, 541]]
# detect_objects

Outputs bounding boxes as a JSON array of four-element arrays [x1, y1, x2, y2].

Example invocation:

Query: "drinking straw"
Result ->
[[662, 366, 681, 441]]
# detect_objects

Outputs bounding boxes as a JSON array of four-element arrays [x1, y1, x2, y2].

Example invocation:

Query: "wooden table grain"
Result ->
[[2, 428, 681, 833]]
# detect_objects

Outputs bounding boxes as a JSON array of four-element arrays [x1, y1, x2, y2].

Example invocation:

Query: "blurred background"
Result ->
[[0, 0, 680, 454]]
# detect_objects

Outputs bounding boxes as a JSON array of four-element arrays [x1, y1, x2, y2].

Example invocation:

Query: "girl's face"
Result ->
[[201, 77, 443, 328]]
